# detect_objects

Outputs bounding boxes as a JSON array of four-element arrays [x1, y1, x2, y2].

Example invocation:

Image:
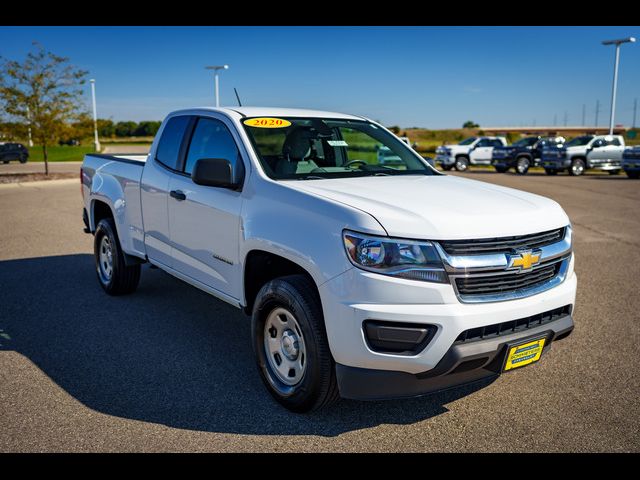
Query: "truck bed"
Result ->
[[82, 153, 149, 259]]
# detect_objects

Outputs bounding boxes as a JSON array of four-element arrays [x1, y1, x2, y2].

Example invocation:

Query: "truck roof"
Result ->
[[171, 106, 367, 121]]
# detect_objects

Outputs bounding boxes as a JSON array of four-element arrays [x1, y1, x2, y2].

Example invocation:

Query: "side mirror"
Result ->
[[191, 158, 240, 189]]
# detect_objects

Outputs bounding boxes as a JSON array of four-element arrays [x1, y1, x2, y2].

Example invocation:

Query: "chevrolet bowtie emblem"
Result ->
[[507, 250, 541, 272]]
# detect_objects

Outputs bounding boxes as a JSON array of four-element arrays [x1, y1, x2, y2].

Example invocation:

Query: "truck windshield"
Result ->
[[565, 136, 593, 147], [459, 137, 477, 145], [513, 137, 538, 147], [242, 117, 435, 180]]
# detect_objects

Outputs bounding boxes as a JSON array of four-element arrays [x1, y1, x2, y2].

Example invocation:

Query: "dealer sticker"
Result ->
[[243, 117, 291, 128]]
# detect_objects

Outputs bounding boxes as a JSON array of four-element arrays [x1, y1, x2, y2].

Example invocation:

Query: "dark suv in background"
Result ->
[[0, 142, 29, 164], [491, 136, 565, 174]]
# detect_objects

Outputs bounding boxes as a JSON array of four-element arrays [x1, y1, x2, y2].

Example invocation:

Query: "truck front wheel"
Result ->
[[569, 158, 586, 176], [515, 156, 531, 175], [94, 218, 141, 295], [454, 156, 470, 172], [251, 274, 339, 412]]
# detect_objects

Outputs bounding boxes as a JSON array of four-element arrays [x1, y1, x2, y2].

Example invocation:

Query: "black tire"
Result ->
[[608, 169, 620, 175], [569, 158, 586, 176], [515, 156, 531, 175], [544, 169, 558, 176], [2, 160, 8, 164], [441, 164, 453, 171], [454, 156, 470, 172], [626, 171, 640, 179], [494, 165, 509, 173], [252, 274, 339, 412], [94, 218, 141, 295], [20, 156, 27, 164]]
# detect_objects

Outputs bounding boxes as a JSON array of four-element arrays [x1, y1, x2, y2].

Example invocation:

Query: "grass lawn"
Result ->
[[28, 145, 95, 162]]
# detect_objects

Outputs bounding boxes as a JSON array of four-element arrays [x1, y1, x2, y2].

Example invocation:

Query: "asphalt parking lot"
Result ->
[[0, 171, 638, 452]]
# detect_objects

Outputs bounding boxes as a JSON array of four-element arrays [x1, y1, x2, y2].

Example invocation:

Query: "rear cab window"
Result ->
[[155, 116, 191, 170]]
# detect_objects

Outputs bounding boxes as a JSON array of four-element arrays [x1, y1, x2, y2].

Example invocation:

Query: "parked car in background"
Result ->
[[540, 135, 625, 176], [622, 145, 640, 179], [491, 136, 565, 175], [81, 106, 576, 412], [0, 142, 29, 164], [59, 138, 80, 146], [378, 136, 416, 166], [435, 136, 507, 172]]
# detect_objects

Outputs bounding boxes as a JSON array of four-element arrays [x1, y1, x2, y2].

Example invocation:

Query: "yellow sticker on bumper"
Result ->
[[504, 337, 546, 371], [243, 117, 292, 128]]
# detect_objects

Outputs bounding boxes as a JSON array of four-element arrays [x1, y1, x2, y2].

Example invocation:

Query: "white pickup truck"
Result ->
[[540, 134, 626, 176], [435, 136, 508, 171], [81, 107, 576, 412]]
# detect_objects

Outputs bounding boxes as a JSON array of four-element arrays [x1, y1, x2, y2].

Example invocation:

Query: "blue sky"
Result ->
[[1, 26, 638, 128]]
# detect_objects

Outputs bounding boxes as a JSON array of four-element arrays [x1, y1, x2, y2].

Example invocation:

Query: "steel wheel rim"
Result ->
[[456, 159, 467, 171], [263, 307, 307, 386], [517, 158, 529, 173], [98, 236, 114, 282], [573, 161, 584, 175]]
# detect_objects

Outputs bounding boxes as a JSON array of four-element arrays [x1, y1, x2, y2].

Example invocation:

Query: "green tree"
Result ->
[[462, 120, 479, 129], [134, 120, 161, 137], [97, 119, 115, 138], [388, 125, 401, 134], [115, 121, 137, 137], [0, 43, 88, 174]]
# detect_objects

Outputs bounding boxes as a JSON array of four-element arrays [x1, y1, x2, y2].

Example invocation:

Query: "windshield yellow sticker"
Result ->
[[243, 117, 291, 128]]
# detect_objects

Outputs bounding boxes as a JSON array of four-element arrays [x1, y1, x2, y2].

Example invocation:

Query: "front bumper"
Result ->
[[319, 254, 577, 399], [622, 159, 640, 172], [435, 154, 455, 166], [337, 313, 573, 400], [541, 159, 570, 170]]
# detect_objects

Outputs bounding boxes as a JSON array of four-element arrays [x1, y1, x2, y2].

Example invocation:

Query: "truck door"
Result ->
[[167, 115, 245, 301], [605, 137, 624, 161], [470, 138, 493, 163], [140, 115, 192, 268]]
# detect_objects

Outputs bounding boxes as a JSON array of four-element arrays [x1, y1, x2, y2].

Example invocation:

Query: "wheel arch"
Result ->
[[242, 249, 322, 316]]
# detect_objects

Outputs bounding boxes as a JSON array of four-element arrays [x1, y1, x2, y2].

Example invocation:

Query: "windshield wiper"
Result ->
[[298, 175, 327, 180]]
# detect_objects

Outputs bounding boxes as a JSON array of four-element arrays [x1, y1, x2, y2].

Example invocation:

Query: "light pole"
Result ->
[[90, 79, 100, 152], [205, 65, 229, 107], [602, 37, 636, 135], [26, 105, 33, 147]]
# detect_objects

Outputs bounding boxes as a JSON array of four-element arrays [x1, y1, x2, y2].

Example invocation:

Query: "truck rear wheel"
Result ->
[[94, 218, 141, 295], [454, 156, 469, 172], [251, 274, 339, 412], [569, 158, 585, 176]]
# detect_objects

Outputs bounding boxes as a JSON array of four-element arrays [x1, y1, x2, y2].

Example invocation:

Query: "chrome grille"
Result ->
[[455, 262, 560, 296], [436, 226, 573, 303], [439, 227, 565, 256]]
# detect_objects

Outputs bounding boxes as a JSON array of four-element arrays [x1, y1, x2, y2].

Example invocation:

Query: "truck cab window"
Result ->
[[184, 118, 242, 178], [155, 116, 191, 170]]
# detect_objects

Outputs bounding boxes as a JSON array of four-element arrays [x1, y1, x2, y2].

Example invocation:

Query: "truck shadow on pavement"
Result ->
[[0, 254, 494, 436]]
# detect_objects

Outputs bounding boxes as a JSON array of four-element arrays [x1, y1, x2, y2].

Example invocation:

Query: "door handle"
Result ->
[[170, 190, 186, 201]]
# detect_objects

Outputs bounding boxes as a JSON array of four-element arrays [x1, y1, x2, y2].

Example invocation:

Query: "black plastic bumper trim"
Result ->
[[336, 314, 574, 401]]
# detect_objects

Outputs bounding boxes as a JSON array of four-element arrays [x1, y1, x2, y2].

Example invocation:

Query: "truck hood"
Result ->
[[286, 175, 569, 240]]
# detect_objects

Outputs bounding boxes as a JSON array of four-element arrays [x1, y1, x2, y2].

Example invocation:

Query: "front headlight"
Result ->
[[342, 230, 448, 283]]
